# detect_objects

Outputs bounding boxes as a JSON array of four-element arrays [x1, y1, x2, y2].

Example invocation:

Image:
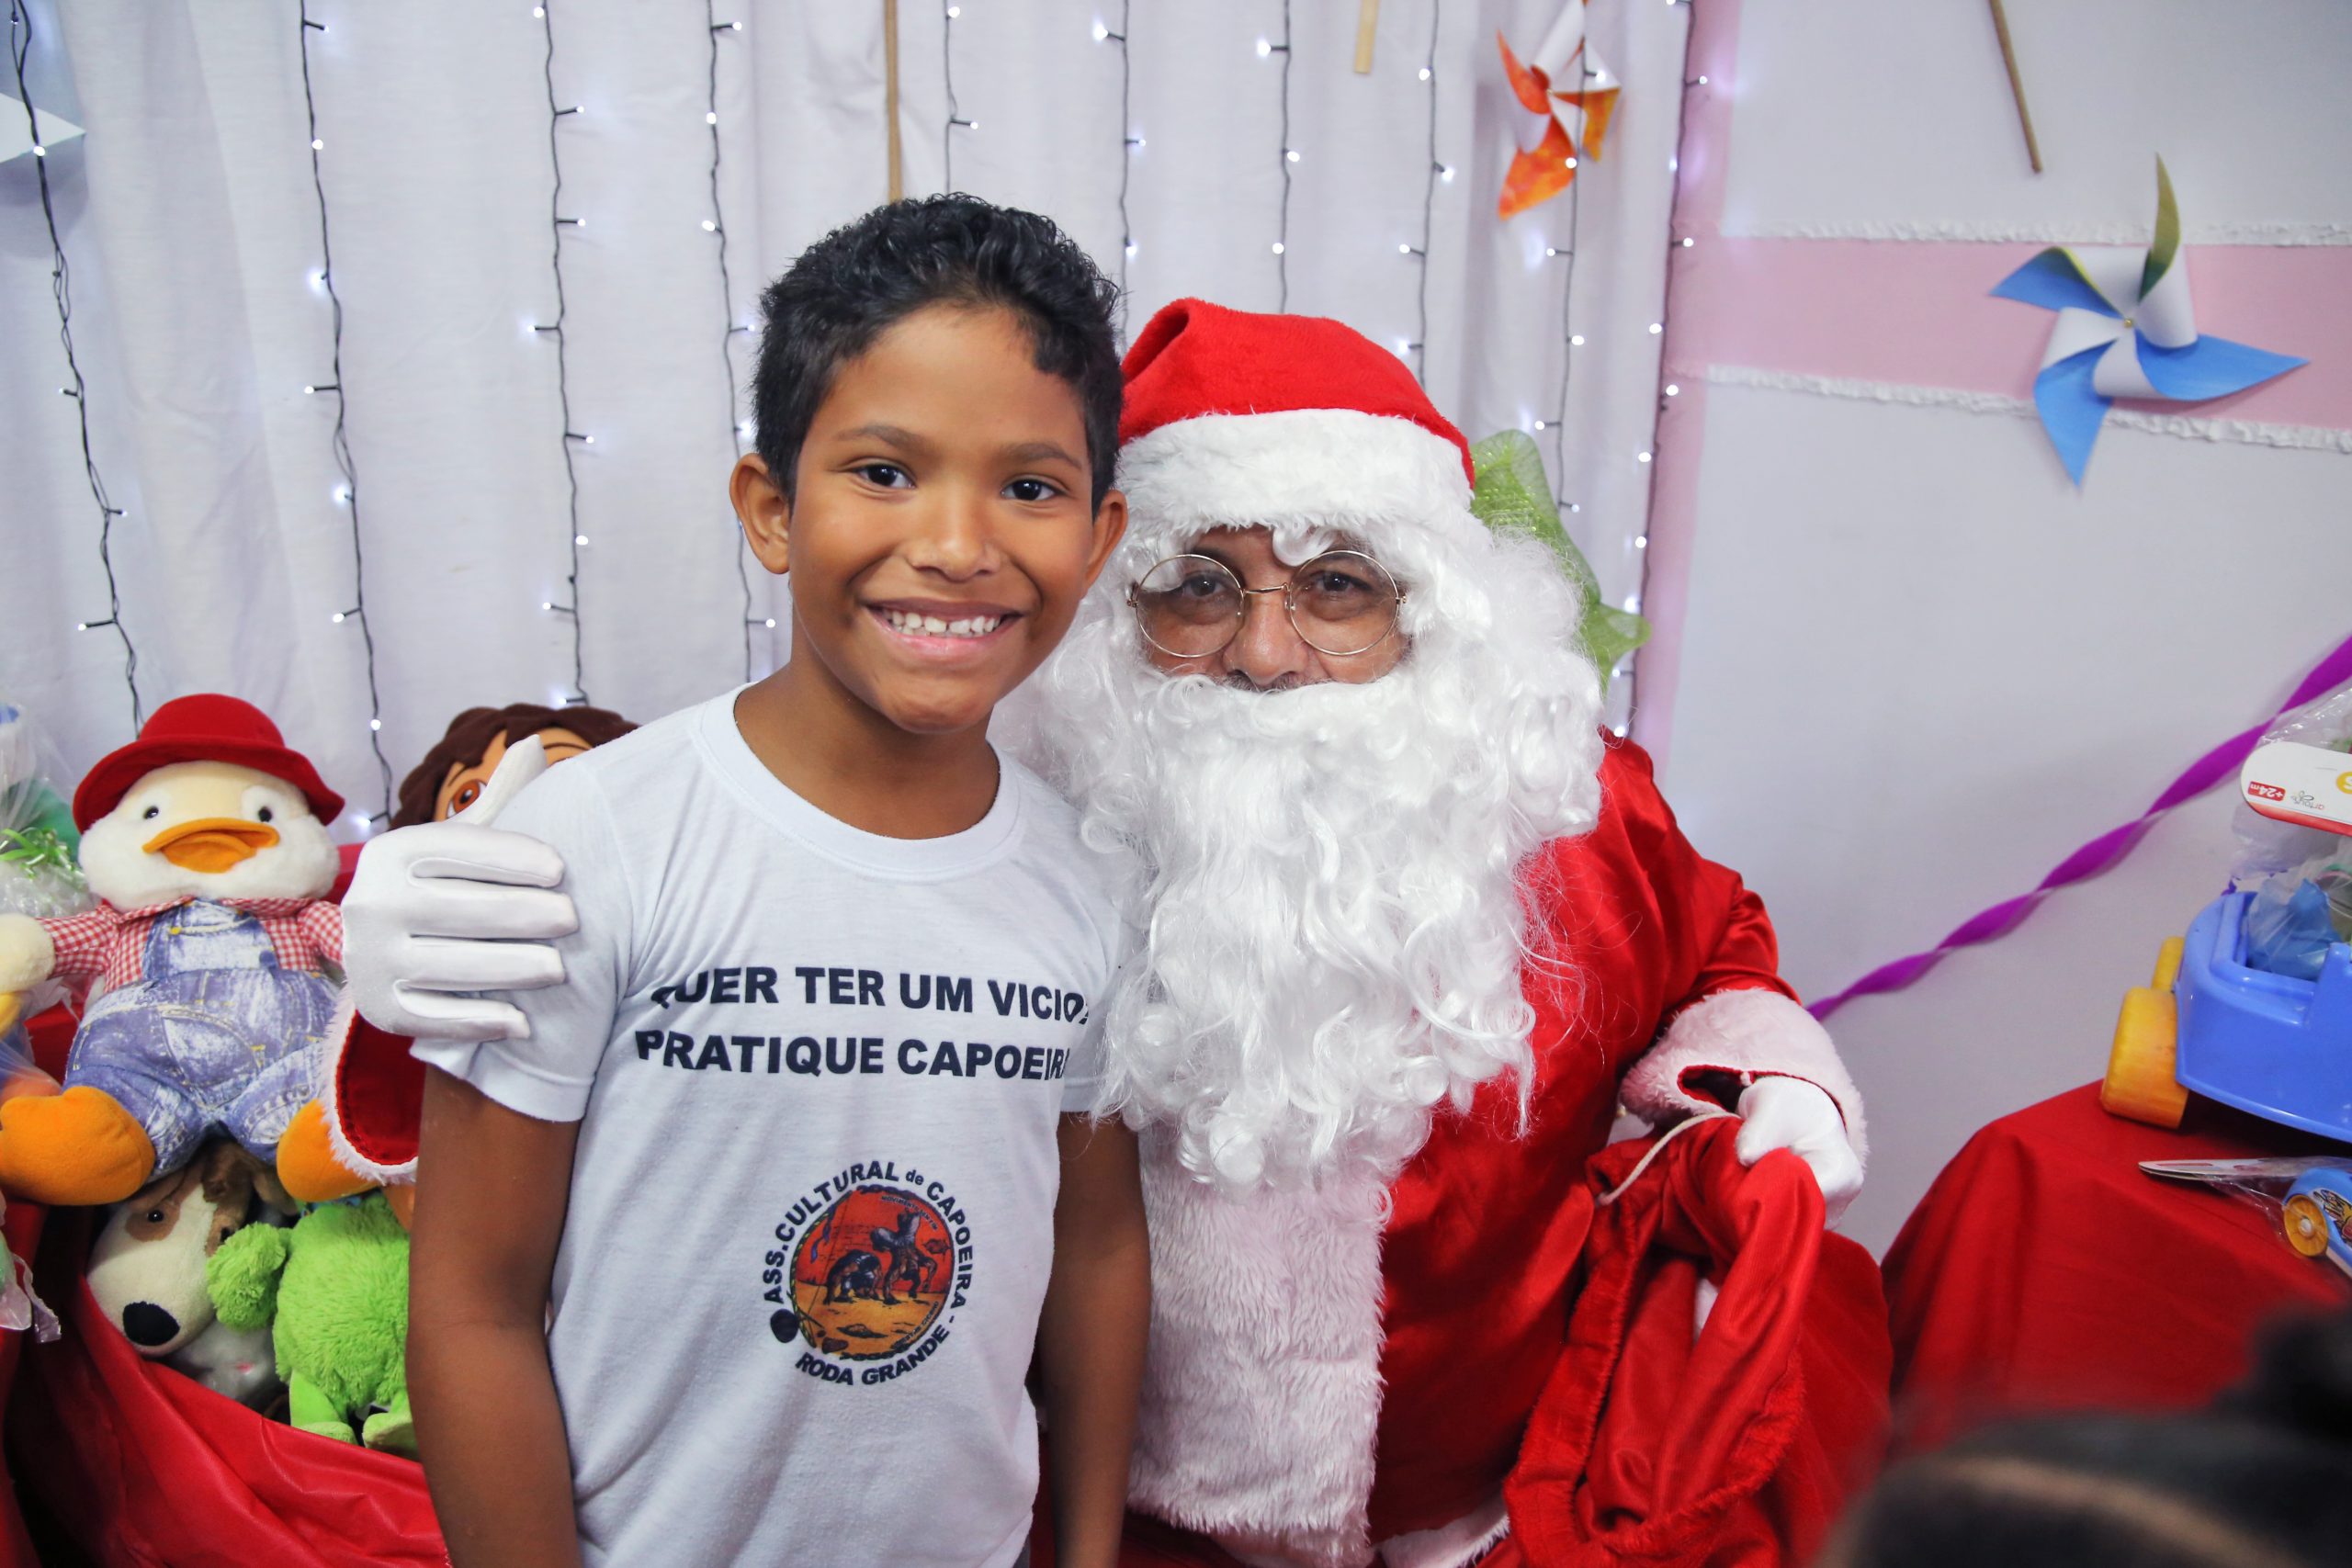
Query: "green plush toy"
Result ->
[[206, 1190, 413, 1453]]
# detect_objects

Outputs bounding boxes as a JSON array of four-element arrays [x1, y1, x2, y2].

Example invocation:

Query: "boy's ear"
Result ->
[[732, 453, 792, 575], [1079, 488, 1129, 595]]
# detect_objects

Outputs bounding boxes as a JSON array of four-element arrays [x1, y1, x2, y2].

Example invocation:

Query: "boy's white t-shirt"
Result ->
[[412, 691, 1122, 1568]]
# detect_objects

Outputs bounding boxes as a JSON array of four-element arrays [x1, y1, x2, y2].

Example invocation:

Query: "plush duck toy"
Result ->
[[0, 696, 358, 1206]]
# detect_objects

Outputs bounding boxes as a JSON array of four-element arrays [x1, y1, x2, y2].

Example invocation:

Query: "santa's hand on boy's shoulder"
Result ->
[[344, 736, 577, 1043]]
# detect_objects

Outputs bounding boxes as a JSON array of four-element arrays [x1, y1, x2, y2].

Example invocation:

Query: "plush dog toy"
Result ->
[[87, 1140, 289, 1356], [88, 1141, 289, 1408], [207, 1190, 413, 1452], [0, 695, 355, 1206]]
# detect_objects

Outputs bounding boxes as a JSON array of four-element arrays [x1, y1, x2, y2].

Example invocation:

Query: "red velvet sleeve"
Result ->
[[1580, 739, 1864, 1143]]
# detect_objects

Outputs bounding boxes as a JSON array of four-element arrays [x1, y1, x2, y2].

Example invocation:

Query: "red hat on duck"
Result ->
[[74, 694, 346, 832]]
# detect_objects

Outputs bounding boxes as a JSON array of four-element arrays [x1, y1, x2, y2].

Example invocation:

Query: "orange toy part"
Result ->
[[276, 1099, 372, 1202], [0, 1084, 158, 1205]]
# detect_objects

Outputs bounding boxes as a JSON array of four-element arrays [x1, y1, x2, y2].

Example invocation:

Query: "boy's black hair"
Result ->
[[751, 195, 1124, 509], [1821, 1310, 2352, 1568]]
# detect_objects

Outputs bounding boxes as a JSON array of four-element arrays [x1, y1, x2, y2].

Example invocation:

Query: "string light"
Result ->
[[297, 4, 392, 817], [706, 3, 760, 678], [1404, 0, 1441, 386], [1097, 5, 1136, 333], [12, 0, 140, 728], [1623, 60, 1721, 746], [1544, 44, 1595, 511], [1267, 3, 1293, 310], [942, 2, 972, 190], [535, 0, 591, 704]]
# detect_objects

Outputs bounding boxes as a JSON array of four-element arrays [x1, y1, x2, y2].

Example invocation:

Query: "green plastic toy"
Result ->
[[206, 1190, 413, 1453]]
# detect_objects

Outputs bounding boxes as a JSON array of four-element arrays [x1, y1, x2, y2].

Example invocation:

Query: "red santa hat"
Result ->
[[1115, 299, 1482, 561], [73, 694, 345, 832]]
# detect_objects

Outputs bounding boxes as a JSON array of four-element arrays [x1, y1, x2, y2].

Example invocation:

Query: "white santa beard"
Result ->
[[1021, 524, 1605, 1191]]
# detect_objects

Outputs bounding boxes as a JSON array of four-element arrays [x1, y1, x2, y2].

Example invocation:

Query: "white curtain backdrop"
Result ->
[[4, 0, 1685, 829]]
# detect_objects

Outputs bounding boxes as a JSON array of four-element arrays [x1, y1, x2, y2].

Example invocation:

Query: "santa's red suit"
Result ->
[[1111, 747, 1879, 1567]]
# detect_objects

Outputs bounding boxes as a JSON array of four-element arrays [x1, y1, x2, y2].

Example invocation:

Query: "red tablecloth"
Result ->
[[1882, 1081, 2349, 1454]]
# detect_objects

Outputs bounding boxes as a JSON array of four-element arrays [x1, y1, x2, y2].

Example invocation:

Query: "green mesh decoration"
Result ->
[[1467, 430, 1651, 690]]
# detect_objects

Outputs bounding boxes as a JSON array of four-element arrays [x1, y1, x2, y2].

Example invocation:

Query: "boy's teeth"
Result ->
[[884, 608, 1003, 638]]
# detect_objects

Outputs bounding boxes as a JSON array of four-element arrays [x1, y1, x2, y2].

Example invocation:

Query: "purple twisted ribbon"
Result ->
[[1810, 632, 2352, 1021]]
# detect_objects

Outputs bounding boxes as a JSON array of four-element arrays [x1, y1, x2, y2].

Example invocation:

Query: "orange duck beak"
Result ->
[[143, 818, 280, 874]]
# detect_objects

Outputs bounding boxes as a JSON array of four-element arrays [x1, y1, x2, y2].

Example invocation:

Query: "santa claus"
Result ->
[[1011, 300, 1874, 1567], [338, 300, 1881, 1567]]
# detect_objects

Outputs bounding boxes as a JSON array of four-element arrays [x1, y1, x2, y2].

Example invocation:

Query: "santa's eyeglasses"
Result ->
[[1126, 550, 1406, 660]]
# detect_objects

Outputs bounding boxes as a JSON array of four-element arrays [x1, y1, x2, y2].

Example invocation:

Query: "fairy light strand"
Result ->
[[704, 3, 757, 679], [1407, 0, 1442, 384], [1098, 5, 1136, 333], [534, 1, 591, 705], [1545, 53, 1591, 501], [942, 3, 969, 192], [297, 4, 393, 823], [1269, 2, 1294, 310], [1622, 62, 1709, 739], [11, 0, 141, 729]]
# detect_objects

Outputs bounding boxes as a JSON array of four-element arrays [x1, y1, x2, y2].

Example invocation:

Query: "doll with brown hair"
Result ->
[[391, 705, 635, 829]]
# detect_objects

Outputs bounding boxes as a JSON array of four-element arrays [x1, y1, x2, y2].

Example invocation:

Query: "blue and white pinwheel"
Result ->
[[1992, 160, 2305, 484]]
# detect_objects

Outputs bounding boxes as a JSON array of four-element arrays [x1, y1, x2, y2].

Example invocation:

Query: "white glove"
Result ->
[[342, 736, 576, 1043], [1733, 1076, 1862, 1228]]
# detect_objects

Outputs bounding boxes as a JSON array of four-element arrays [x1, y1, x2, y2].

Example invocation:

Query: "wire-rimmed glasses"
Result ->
[[1126, 549, 1406, 660]]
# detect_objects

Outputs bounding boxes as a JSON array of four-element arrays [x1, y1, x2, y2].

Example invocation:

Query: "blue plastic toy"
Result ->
[[2101, 890, 2352, 1143], [2282, 1167, 2352, 1280]]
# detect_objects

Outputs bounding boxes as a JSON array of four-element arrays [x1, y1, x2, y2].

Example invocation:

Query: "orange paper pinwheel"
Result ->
[[1498, 3, 1620, 220]]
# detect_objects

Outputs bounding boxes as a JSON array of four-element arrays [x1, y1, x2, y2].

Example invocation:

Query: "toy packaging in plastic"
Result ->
[[2143, 1156, 2352, 1280], [2234, 680, 2352, 886]]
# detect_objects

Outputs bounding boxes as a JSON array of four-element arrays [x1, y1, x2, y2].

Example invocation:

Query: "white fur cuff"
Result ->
[[1618, 988, 1867, 1165]]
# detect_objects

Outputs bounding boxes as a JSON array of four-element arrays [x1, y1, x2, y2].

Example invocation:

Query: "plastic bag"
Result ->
[[2234, 681, 2352, 886], [1, 699, 91, 1038], [2243, 856, 2352, 980], [2142, 1156, 2352, 1269]]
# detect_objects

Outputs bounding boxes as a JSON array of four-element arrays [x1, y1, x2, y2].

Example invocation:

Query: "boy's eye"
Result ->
[[1004, 478, 1060, 502], [855, 463, 911, 489]]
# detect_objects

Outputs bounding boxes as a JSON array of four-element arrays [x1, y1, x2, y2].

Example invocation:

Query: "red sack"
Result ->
[[6, 1206, 443, 1568], [1493, 1121, 1891, 1567]]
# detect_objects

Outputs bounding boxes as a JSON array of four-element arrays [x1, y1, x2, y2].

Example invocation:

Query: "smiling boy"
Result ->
[[399, 197, 1145, 1568]]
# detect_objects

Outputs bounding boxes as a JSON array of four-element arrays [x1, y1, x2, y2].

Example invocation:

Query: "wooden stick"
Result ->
[[1985, 0, 2042, 174], [884, 0, 903, 200], [1353, 0, 1379, 74]]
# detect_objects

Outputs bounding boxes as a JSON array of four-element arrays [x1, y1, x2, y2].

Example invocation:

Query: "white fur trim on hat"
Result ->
[[1617, 987, 1868, 1167], [1118, 408, 1477, 564]]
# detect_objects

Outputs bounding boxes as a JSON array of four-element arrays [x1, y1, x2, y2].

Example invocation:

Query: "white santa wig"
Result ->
[[1017, 384, 1606, 1190]]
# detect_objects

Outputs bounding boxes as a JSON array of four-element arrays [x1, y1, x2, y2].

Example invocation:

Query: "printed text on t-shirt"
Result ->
[[650, 965, 1087, 1023]]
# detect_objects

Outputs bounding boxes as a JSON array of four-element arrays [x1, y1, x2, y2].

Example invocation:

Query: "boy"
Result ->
[[402, 197, 1147, 1568]]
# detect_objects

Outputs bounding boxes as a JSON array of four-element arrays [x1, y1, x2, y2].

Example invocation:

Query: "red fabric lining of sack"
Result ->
[[6, 1208, 444, 1567], [337, 1014, 425, 1174]]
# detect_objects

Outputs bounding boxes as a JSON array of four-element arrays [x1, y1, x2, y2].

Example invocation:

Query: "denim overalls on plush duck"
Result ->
[[68, 899, 338, 1173]]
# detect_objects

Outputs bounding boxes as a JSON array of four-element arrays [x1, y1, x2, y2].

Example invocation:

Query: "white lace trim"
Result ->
[[1702, 367, 2352, 455], [1724, 219, 2352, 246]]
